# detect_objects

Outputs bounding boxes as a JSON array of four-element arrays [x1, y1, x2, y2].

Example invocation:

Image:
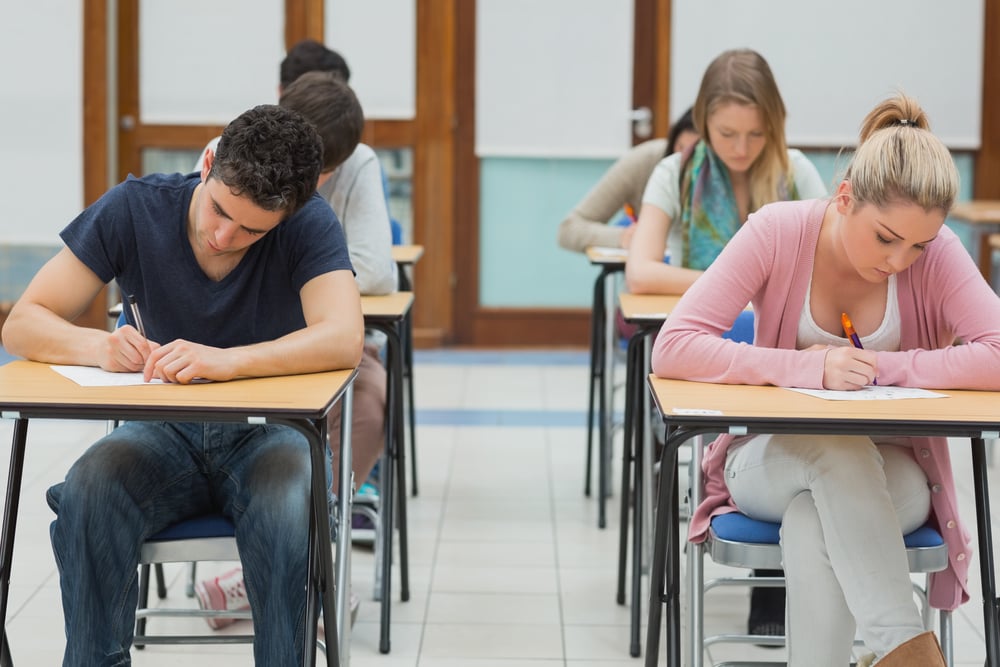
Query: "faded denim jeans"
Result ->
[[47, 421, 319, 667]]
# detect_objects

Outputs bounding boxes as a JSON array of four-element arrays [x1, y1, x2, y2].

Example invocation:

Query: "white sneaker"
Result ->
[[194, 566, 250, 629]]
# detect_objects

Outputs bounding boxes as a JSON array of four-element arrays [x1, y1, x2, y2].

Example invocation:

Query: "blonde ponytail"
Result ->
[[847, 95, 957, 213]]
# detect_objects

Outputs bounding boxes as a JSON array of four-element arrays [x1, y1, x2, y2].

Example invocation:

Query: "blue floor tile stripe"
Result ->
[[416, 408, 623, 427], [413, 349, 589, 366]]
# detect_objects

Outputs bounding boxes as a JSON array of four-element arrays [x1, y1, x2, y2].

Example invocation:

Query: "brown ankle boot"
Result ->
[[874, 631, 946, 666]]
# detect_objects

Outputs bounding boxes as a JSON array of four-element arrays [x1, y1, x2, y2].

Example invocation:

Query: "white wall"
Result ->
[[0, 1, 986, 246], [475, 0, 635, 159], [670, 0, 984, 149], [140, 0, 285, 124], [0, 1, 83, 244], [326, 0, 416, 120]]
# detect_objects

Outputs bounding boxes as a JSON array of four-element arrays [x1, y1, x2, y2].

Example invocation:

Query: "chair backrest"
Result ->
[[721, 309, 754, 344], [381, 162, 404, 245], [390, 217, 403, 245]]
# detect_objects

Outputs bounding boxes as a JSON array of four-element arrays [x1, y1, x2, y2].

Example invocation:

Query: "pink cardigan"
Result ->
[[652, 198, 1000, 610]]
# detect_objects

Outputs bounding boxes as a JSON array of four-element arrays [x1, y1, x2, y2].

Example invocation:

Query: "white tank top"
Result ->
[[797, 275, 905, 446], [796, 274, 901, 352]]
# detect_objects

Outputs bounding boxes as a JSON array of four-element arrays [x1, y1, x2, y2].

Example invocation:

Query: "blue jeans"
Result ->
[[47, 421, 317, 666]]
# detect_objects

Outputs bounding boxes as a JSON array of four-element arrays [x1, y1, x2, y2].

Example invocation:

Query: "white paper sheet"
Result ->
[[589, 246, 629, 258], [52, 365, 165, 387], [783, 386, 947, 401]]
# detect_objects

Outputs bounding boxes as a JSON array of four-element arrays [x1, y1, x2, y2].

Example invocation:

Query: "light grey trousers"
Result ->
[[725, 435, 932, 666]]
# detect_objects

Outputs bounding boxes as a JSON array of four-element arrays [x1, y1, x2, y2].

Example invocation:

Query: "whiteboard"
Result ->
[[0, 0, 83, 244], [476, 0, 635, 159], [140, 0, 285, 125], [326, 0, 416, 120], [670, 0, 984, 149]]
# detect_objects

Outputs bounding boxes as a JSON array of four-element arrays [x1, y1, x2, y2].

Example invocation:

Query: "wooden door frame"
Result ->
[[974, 2, 1000, 199], [452, 0, 672, 346]]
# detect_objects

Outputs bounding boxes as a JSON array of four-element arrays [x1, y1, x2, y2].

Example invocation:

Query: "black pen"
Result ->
[[127, 294, 147, 339]]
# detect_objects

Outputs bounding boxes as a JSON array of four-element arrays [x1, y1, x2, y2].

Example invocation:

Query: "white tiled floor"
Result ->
[[0, 349, 995, 665]]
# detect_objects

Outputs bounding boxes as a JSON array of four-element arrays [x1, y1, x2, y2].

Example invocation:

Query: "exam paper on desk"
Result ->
[[52, 365, 167, 386], [784, 386, 946, 401]]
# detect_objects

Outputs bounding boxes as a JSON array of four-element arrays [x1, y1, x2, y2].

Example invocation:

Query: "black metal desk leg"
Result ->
[[665, 448, 681, 666], [644, 429, 680, 666], [629, 335, 646, 657], [972, 437, 1000, 666], [288, 416, 339, 667], [390, 324, 411, 603], [0, 418, 28, 667], [404, 313, 418, 498], [616, 331, 638, 607], [645, 427, 716, 667], [379, 336, 398, 654], [586, 271, 606, 498], [396, 265, 419, 498]]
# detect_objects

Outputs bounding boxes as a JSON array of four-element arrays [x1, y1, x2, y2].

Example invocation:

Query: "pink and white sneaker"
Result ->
[[194, 566, 250, 629]]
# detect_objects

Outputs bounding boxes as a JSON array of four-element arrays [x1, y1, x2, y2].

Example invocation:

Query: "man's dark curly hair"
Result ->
[[210, 105, 323, 215]]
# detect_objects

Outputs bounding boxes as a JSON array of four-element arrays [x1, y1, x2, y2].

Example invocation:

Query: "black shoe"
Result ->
[[748, 569, 785, 645]]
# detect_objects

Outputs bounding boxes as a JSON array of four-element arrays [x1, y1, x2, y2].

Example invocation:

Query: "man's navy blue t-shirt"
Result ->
[[61, 172, 354, 348]]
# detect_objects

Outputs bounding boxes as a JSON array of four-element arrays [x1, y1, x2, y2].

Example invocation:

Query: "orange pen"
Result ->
[[840, 312, 877, 385], [623, 203, 638, 224]]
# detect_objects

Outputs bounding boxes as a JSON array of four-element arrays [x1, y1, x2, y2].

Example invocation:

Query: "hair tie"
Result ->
[[897, 119, 914, 127]]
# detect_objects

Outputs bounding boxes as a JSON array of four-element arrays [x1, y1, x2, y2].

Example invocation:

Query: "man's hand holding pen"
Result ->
[[102, 324, 159, 373]]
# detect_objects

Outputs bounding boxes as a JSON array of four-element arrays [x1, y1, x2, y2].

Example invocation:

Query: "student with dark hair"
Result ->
[[557, 107, 697, 253], [281, 38, 351, 87], [192, 70, 396, 629], [1, 104, 363, 666], [666, 107, 698, 156]]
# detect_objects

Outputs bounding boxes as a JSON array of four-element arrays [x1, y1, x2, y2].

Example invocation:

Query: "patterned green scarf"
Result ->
[[679, 141, 798, 270]]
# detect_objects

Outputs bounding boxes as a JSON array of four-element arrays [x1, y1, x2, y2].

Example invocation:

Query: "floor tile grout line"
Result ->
[[416, 422, 458, 665], [545, 425, 570, 667]]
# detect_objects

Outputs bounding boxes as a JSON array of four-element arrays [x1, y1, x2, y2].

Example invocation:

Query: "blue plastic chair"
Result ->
[[688, 441, 953, 666], [134, 514, 251, 646]]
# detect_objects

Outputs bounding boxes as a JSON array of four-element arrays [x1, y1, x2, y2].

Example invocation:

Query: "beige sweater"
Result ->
[[557, 138, 667, 253]]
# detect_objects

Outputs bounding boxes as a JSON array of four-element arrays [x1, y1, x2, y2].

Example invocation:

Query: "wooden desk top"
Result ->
[[361, 291, 414, 321], [648, 376, 1000, 434], [618, 293, 682, 324], [950, 201, 1000, 224], [391, 244, 424, 265], [586, 246, 628, 266], [0, 360, 356, 420]]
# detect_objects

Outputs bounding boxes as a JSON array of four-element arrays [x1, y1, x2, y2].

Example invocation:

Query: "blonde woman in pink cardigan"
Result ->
[[652, 94, 1000, 666]]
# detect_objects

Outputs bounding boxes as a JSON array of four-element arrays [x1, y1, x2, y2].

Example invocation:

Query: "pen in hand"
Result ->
[[840, 312, 877, 386], [127, 294, 147, 339], [624, 203, 638, 224]]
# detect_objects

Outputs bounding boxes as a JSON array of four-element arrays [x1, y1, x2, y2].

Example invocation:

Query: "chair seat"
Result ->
[[146, 513, 235, 542], [140, 513, 238, 564], [708, 512, 948, 572]]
